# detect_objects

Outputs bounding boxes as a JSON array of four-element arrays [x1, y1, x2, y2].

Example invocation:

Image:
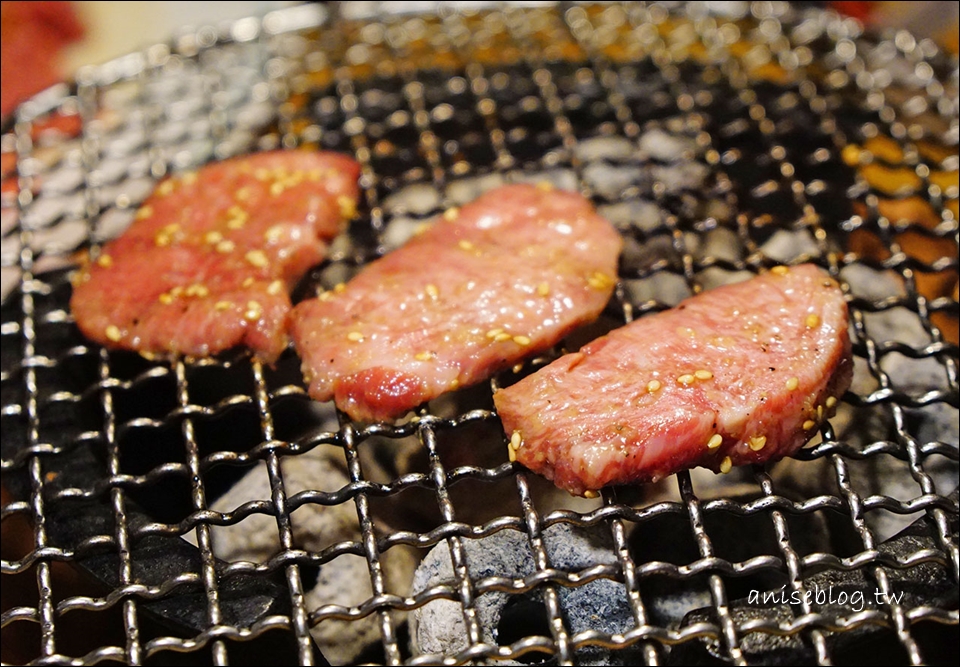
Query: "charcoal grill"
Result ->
[[2, 2, 958, 665]]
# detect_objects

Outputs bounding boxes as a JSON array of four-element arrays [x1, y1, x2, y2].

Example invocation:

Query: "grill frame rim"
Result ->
[[1, 2, 958, 665]]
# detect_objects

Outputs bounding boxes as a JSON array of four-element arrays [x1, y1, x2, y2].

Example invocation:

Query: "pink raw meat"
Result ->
[[494, 264, 853, 496], [70, 150, 360, 362], [290, 183, 623, 422]]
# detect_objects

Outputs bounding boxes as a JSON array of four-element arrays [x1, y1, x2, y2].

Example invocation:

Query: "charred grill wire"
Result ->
[[1, 3, 958, 666]]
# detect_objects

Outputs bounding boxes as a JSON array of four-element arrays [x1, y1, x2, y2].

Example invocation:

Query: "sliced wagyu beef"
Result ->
[[494, 264, 853, 496], [290, 183, 623, 422], [70, 150, 360, 362]]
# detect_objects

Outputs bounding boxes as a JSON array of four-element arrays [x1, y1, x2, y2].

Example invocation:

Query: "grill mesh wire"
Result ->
[[1, 2, 958, 665]]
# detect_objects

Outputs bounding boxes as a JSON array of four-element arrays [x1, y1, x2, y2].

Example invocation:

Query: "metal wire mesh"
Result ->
[[1, 2, 958, 665]]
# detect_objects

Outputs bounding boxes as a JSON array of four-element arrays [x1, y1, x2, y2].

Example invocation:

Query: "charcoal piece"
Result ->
[[863, 308, 934, 349], [411, 523, 642, 665], [618, 234, 683, 277], [28, 219, 86, 255], [381, 215, 428, 252], [574, 136, 636, 162], [759, 229, 821, 263], [670, 496, 959, 665], [628, 497, 832, 628], [381, 182, 442, 216], [882, 353, 952, 399], [650, 162, 710, 194], [840, 264, 907, 301], [445, 172, 507, 205], [622, 271, 692, 308], [583, 161, 646, 199], [698, 267, 754, 291], [639, 128, 698, 163], [907, 401, 959, 449], [597, 199, 665, 234], [199, 435, 420, 666], [696, 227, 742, 263]]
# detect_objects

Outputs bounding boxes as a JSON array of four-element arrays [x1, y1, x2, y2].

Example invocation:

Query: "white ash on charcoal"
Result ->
[[100, 122, 148, 159], [773, 442, 958, 545], [2, 197, 90, 300], [105, 176, 157, 209], [618, 225, 746, 282], [315, 261, 360, 295], [582, 162, 646, 199], [93, 208, 136, 242], [382, 182, 441, 217], [380, 215, 430, 252], [150, 118, 193, 148], [576, 121, 708, 200], [410, 523, 642, 665], [444, 172, 507, 205], [597, 199, 664, 234], [573, 136, 636, 162], [211, 459, 418, 665], [39, 163, 85, 195], [1, 44, 275, 307], [367, 386, 605, 527], [195, 387, 600, 664], [20, 192, 86, 230], [879, 346, 952, 397], [91, 157, 147, 190], [845, 265, 953, 398], [622, 271, 693, 309], [322, 228, 358, 263], [27, 219, 87, 255], [637, 128, 699, 163], [166, 138, 215, 170], [846, 354, 882, 402], [911, 403, 958, 451], [840, 263, 907, 302], [581, 134, 724, 247], [617, 232, 683, 275], [862, 304, 937, 350], [694, 226, 743, 263], [759, 228, 822, 264], [597, 190, 740, 240], [694, 229, 754, 291], [775, 419, 956, 542], [650, 162, 711, 195], [191, 404, 420, 666], [695, 264, 753, 293]]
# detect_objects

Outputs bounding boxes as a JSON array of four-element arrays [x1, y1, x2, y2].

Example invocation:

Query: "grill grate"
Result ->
[[2, 2, 958, 665]]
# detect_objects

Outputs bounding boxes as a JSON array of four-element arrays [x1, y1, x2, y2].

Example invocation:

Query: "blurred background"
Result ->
[[2, 2, 959, 118], [2, 1, 297, 116]]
